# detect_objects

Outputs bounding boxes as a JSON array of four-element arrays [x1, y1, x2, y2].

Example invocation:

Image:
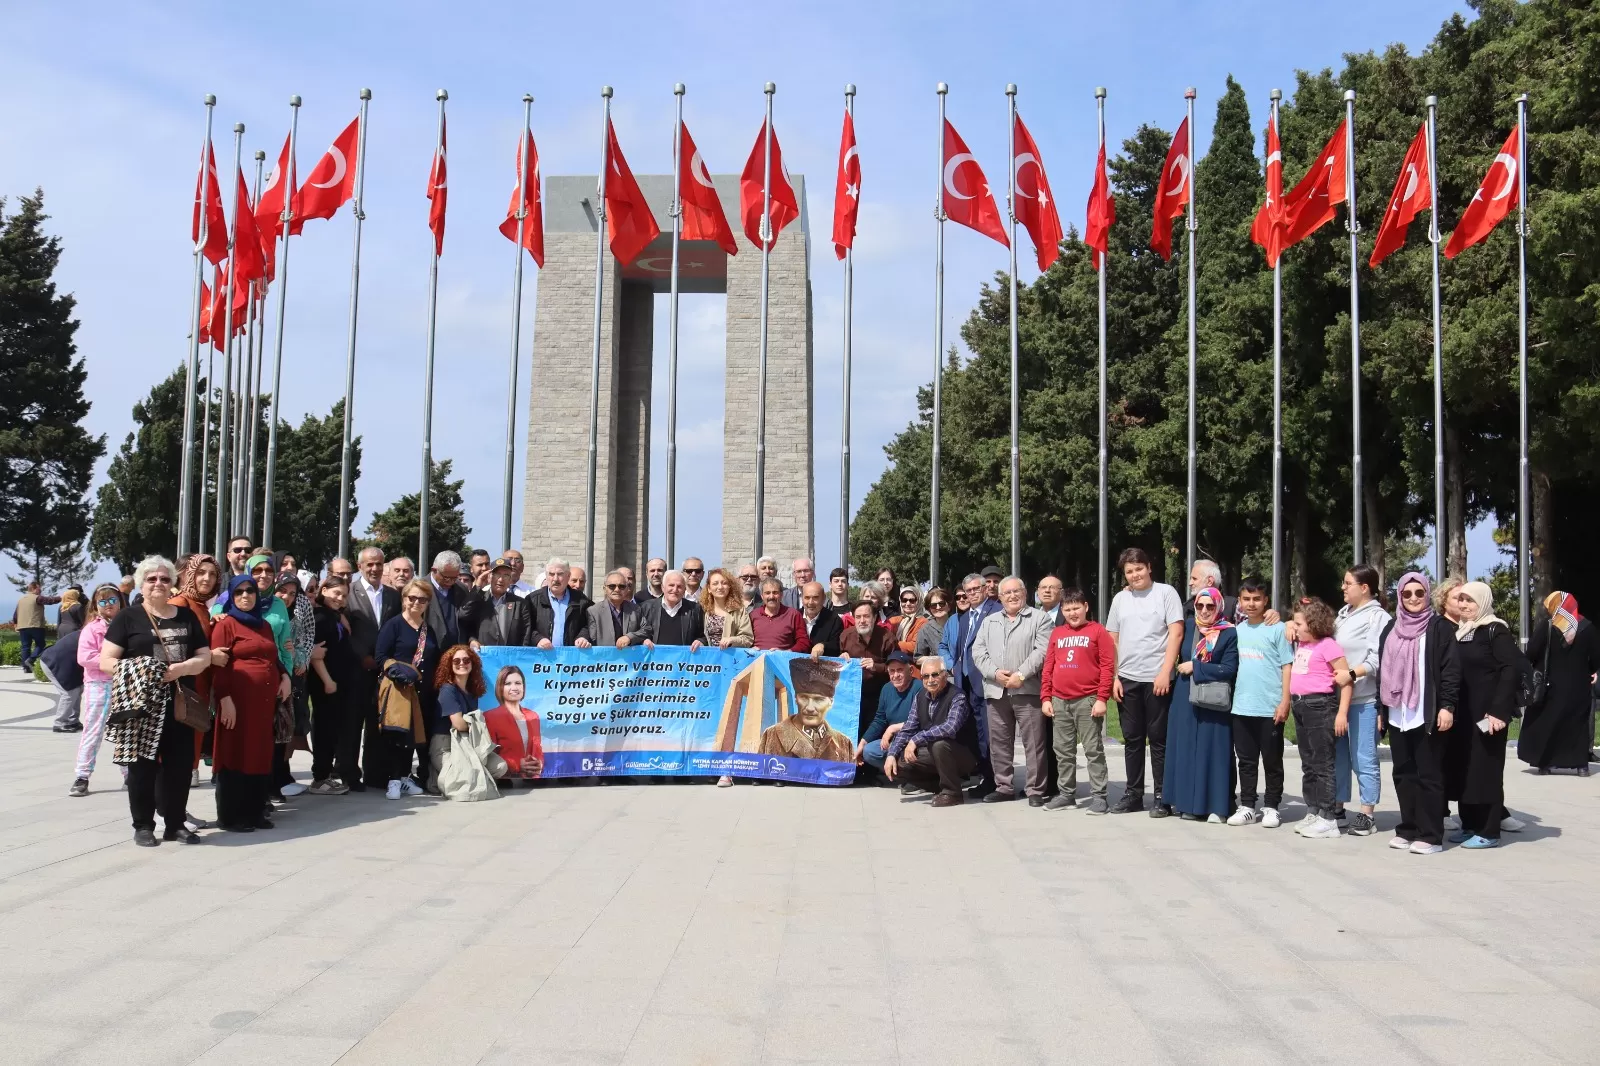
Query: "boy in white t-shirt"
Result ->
[[1104, 548, 1184, 817]]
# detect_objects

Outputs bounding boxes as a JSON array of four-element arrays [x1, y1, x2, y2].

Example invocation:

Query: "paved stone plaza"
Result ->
[[3, 669, 1599, 1064]]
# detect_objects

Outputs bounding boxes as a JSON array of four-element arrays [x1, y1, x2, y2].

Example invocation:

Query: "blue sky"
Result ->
[[0, 0, 1497, 600]]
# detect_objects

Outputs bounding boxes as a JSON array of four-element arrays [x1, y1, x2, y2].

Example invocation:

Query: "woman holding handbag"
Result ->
[[209, 574, 291, 833], [374, 579, 438, 800], [99, 556, 213, 847], [1164, 586, 1239, 823]]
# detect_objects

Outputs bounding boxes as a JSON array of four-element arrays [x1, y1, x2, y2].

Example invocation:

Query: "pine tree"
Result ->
[[363, 458, 470, 565], [266, 401, 360, 570], [0, 192, 105, 586]]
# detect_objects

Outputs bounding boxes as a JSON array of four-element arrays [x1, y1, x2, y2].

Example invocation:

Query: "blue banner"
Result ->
[[473, 646, 863, 786]]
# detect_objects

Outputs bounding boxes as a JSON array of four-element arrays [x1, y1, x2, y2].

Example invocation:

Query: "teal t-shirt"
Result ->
[[1232, 619, 1293, 717]]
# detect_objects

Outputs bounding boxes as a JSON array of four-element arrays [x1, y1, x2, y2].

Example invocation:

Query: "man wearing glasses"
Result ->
[[737, 565, 761, 607], [680, 557, 706, 602], [225, 535, 254, 578], [781, 557, 815, 611], [585, 571, 648, 648], [884, 656, 980, 807]]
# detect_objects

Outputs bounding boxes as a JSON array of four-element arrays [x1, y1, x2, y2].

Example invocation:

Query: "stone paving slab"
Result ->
[[2, 668, 1598, 1064]]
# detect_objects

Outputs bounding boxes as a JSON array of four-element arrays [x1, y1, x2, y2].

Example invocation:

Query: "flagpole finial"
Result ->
[[289, 94, 301, 107], [360, 88, 372, 101], [765, 82, 776, 95], [255, 149, 266, 161], [522, 93, 533, 104], [204, 93, 216, 106], [1006, 83, 1017, 97], [1344, 89, 1356, 102], [1184, 87, 1197, 100], [936, 82, 948, 95], [1517, 91, 1530, 104], [1095, 86, 1107, 99], [234, 122, 245, 134], [845, 84, 855, 97], [1269, 88, 1282, 102], [674, 83, 685, 96], [436, 89, 447, 101], [1425, 94, 1437, 108], [601, 85, 613, 98]]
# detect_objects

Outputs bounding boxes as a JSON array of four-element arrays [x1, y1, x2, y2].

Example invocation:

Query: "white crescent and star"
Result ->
[[1166, 154, 1189, 197], [632, 256, 671, 273], [690, 150, 715, 188], [842, 143, 860, 177], [310, 146, 346, 189], [1400, 162, 1418, 204], [263, 164, 281, 193], [1013, 152, 1039, 199], [943, 152, 977, 200], [1491, 152, 1517, 200], [432, 148, 447, 191], [1265, 150, 1282, 168]]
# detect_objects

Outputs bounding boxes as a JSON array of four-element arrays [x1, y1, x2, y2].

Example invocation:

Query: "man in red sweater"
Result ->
[[1039, 586, 1114, 813], [749, 578, 809, 652]]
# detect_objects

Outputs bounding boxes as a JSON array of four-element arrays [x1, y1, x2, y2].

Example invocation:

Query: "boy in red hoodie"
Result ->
[[1040, 587, 1115, 813]]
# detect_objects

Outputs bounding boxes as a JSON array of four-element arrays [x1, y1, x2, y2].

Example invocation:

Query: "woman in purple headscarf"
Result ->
[[1375, 572, 1461, 854]]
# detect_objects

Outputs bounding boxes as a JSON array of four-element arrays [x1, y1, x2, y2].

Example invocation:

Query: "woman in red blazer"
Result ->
[[483, 665, 543, 782]]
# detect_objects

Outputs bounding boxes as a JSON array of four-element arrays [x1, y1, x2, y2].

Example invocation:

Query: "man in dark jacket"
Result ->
[[426, 551, 477, 650], [469, 558, 534, 648], [341, 549, 402, 790], [637, 571, 706, 648], [885, 655, 980, 807], [40, 628, 84, 732], [529, 558, 592, 648], [798, 581, 844, 657]]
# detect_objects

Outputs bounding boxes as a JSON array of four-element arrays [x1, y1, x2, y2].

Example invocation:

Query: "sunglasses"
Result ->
[[96, 597, 119, 607], [740, 576, 758, 582], [403, 595, 428, 605], [1401, 588, 1429, 599], [451, 656, 472, 666], [228, 546, 250, 555], [926, 600, 947, 610], [683, 567, 704, 575], [604, 583, 626, 591], [900, 597, 918, 604], [145, 574, 172, 585]]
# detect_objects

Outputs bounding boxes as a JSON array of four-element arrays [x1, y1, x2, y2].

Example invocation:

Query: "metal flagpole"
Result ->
[[199, 328, 214, 551], [754, 82, 776, 560], [1345, 89, 1363, 566], [503, 94, 534, 555], [1426, 96, 1446, 583], [1270, 88, 1284, 612], [178, 94, 216, 557], [667, 84, 685, 569], [1006, 85, 1022, 578], [1184, 87, 1198, 582], [840, 84, 856, 578], [420, 89, 447, 570], [213, 122, 245, 558], [585, 86, 613, 580], [1516, 93, 1531, 643], [232, 272, 251, 529], [336, 89, 372, 562], [262, 95, 299, 549], [931, 82, 947, 589], [1096, 87, 1109, 621], [246, 281, 265, 535], [237, 149, 265, 534]]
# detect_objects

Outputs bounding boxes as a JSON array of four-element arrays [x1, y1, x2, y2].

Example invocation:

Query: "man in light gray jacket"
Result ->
[[973, 576, 1054, 805]]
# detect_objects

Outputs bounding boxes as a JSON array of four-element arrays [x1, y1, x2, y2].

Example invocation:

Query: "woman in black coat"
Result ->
[[1519, 592, 1600, 775], [1445, 582, 1522, 849]]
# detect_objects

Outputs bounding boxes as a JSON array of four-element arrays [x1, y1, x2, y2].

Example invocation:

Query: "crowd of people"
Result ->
[[18, 535, 1593, 850]]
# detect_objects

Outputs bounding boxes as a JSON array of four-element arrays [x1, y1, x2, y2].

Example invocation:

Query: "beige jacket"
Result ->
[[972, 606, 1053, 699]]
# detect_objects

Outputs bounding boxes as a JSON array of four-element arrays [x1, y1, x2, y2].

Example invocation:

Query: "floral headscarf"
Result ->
[[1545, 591, 1582, 646], [1193, 587, 1233, 662], [177, 553, 220, 602]]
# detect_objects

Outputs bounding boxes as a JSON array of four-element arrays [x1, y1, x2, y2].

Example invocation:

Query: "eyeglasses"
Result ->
[[604, 583, 626, 591], [740, 575, 758, 583], [403, 595, 428, 605], [145, 574, 172, 585]]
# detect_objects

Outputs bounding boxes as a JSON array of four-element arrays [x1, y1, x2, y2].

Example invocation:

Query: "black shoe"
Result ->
[[69, 778, 88, 797], [221, 822, 255, 833], [1149, 802, 1173, 819], [966, 783, 996, 799], [252, 816, 275, 830], [981, 790, 1014, 803], [163, 826, 201, 844], [63, 722, 83, 732], [346, 780, 368, 792], [1333, 806, 1348, 824], [1580, 766, 1592, 778], [1027, 796, 1047, 808], [52, 725, 68, 733], [133, 828, 159, 847], [899, 783, 931, 797], [1109, 794, 1143, 814], [1536, 767, 1551, 775]]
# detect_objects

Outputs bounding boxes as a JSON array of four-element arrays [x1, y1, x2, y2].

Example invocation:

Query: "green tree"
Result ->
[[362, 458, 470, 565], [266, 401, 359, 570], [0, 192, 105, 585]]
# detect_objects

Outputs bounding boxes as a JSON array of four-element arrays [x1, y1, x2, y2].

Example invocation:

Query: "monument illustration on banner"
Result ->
[[524, 173, 815, 573]]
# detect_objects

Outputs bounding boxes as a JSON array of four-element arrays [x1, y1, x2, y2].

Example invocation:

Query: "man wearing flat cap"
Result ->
[[757, 657, 855, 762], [469, 558, 534, 648]]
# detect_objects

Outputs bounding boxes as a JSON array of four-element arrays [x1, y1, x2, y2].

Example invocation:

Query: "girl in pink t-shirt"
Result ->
[[1288, 599, 1352, 838]]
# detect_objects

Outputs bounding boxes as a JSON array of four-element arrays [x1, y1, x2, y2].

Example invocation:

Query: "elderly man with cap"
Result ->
[[756, 657, 855, 762], [885, 655, 981, 807], [856, 650, 923, 780], [469, 558, 534, 648]]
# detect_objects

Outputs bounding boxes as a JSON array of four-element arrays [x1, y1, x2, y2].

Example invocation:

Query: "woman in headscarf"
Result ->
[[1445, 581, 1522, 849], [171, 553, 221, 777], [273, 563, 315, 798], [1376, 572, 1461, 855], [209, 573, 290, 832], [216, 554, 295, 807], [1520, 591, 1600, 776], [1165, 586, 1239, 822], [893, 586, 929, 655]]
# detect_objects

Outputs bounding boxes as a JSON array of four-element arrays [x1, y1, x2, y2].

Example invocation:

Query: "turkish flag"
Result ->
[[256, 134, 293, 281], [1444, 126, 1520, 259], [426, 115, 447, 256], [193, 141, 228, 266], [831, 109, 860, 260], [941, 119, 1007, 247], [1012, 114, 1062, 271], [603, 120, 660, 266], [677, 122, 737, 256], [198, 273, 213, 345], [740, 119, 800, 252], [1250, 114, 1286, 267], [207, 264, 234, 351], [1280, 119, 1348, 249], [1369, 123, 1432, 268], [231, 168, 266, 286], [291, 116, 359, 235], [1084, 141, 1115, 268], [1150, 117, 1191, 260], [498, 127, 545, 268]]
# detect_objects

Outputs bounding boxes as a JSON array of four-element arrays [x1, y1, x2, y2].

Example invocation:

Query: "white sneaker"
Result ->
[[1389, 836, 1413, 850], [1227, 806, 1259, 826], [1296, 811, 1318, 831], [1260, 807, 1281, 828], [1501, 814, 1526, 833], [716, 776, 733, 788], [1444, 813, 1461, 832], [398, 778, 425, 797], [280, 782, 307, 797], [1206, 813, 1223, 824], [385, 780, 402, 801], [1409, 841, 1443, 855], [1300, 817, 1341, 840]]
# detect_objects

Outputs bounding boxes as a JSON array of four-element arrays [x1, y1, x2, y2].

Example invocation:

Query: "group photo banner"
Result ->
[[473, 646, 864, 786]]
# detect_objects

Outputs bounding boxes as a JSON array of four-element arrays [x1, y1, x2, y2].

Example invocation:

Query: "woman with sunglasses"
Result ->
[[209, 574, 291, 832], [894, 587, 929, 656], [915, 589, 953, 661], [100, 556, 213, 846], [69, 584, 127, 797], [1166, 587, 1239, 822], [374, 579, 438, 799], [431, 644, 486, 790], [484, 665, 543, 783]]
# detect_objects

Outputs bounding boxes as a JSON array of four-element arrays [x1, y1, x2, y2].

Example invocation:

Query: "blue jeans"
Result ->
[[861, 739, 888, 770], [1335, 700, 1381, 806], [18, 628, 45, 670]]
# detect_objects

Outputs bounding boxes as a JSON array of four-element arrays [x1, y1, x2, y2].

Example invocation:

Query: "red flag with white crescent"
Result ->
[[739, 119, 800, 252], [603, 120, 661, 266], [1370, 123, 1431, 268], [231, 167, 266, 286], [498, 127, 545, 268], [1084, 140, 1115, 268], [1280, 118, 1349, 249], [941, 119, 1007, 247], [193, 141, 228, 266], [291, 117, 359, 235], [198, 272, 214, 345], [831, 109, 860, 260], [677, 122, 737, 256], [255, 134, 294, 281], [1250, 114, 1286, 267], [426, 114, 447, 256], [1150, 117, 1190, 261], [1444, 126, 1520, 259], [1012, 113, 1062, 271]]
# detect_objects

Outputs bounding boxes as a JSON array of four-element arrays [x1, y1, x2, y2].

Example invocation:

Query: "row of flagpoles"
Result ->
[[177, 81, 1532, 637]]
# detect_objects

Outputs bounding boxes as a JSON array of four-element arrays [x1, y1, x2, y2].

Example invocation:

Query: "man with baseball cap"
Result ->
[[856, 650, 923, 781], [468, 557, 534, 648]]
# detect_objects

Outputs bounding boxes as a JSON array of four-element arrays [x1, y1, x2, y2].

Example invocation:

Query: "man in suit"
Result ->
[[339, 549, 401, 791], [781, 557, 815, 610], [635, 557, 667, 604], [425, 550, 476, 651], [585, 570, 649, 647], [940, 571, 1003, 796], [529, 558, 592, 649], [798, 580, 844, 657], [638, 571, 706, 648], [469, 558, 534, 648]]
